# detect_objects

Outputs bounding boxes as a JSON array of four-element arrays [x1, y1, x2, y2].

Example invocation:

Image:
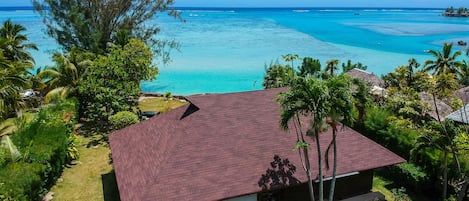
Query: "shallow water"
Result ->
[[2, 7, 468, 95]]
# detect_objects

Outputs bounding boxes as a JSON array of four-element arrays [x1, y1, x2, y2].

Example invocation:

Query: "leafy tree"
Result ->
[[424, 43, 463, 77], [78, 39, 157, 120], [262, 63, 295, 89], [33, 0, 180, 59], [298, 57, 321, 77], [341, 59, 367, 73], [278, 77, 331, 201], [0, 19, 37, 64]]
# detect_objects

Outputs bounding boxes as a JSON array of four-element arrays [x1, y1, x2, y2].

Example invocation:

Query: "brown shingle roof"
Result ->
[[420, 92, 453, 121], [109, 88, 405, 201], [345, 68, 384, 87], [454, 86, 469, 105]]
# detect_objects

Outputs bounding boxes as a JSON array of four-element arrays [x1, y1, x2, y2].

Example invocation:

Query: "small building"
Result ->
[[446, 104, 469, 124], [420, 92, 453, 121], [109, 88, 405, 201], [345, 68, 384, 88]]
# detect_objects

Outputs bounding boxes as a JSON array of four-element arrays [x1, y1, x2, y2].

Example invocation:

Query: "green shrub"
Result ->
[[389, 163, 428, 192], [0, 99, 77, 200], [0, 162, 45, 201], [108, 111, 140, 130]]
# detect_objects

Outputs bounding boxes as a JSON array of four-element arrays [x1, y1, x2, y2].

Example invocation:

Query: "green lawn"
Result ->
[[138, 97, 187, 112], [49, 136, 118, 201], [49, 97, 186, 201]]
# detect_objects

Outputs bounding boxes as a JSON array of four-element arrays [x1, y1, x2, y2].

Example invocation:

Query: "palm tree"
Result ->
[[298, 57, 321, 77], [424, 43, 463, 77], [0, 19, 38, 64], [38, 52, 80, 103], [282, 54, 300, 69], [0, 54, 30, 118], [278, 77, 330, 201], [324, 75, 354, 201], [413, 120, 463, 199], [325, 59, 339, 76]]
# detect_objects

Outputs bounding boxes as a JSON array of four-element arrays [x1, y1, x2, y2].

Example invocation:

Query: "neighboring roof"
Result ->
[[454, 86, 469, 105], [420, 92, 453, 121], [109, 88, 405, 201], [345, 68, 384, 87], [446, 103, 469, 124]]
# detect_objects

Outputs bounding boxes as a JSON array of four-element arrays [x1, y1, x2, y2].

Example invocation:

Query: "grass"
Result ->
[[138, 97, 187, 112], [372, 175, 396, 201], [49, 97, 186, 201], [49, 136, 118, 201]]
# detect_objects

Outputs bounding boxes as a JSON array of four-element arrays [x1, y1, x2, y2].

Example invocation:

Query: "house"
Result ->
[[420, 92, 453, 121], [345, 68, 384, 88], [446, 104, 469, 124], [109, 88, 405, 201]]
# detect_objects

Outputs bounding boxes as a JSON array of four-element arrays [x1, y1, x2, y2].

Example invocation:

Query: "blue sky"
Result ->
[[2, 0, 469, 8]]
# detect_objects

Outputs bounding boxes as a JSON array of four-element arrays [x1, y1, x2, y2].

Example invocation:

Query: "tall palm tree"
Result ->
[[324, 75, 354, 201], [0, 19, 38, 64], [278, 77, 330, 201], [38, 52, 80, 103], [424, 43, 463, 76], [282, 54, 300, 69], [413, 120, 463, 199], [325, 59, 339, 76]]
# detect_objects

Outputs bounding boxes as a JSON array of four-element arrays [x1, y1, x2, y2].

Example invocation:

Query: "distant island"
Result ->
[[443, 6, 468, 17]]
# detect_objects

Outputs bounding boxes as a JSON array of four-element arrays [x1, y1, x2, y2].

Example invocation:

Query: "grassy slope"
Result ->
[[49, 98, 186, 201], [49, 136, 118, 201]]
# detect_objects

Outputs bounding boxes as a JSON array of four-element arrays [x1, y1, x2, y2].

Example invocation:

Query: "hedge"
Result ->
[[0, 99, 77, 200]]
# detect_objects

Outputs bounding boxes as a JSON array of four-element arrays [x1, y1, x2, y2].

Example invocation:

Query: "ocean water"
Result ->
[[2, 7, 469, 95]]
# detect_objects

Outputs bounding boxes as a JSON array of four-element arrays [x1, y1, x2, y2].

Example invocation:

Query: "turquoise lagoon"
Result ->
[[2, 7, 469, 95]]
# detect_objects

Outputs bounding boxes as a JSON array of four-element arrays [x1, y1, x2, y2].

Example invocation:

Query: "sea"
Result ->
[[1, 7, 469, 95]]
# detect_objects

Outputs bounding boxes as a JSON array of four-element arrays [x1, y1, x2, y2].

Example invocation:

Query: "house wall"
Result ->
[[258, 170, 374, 201]]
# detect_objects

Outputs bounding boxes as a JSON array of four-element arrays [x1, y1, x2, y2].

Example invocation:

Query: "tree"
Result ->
[[0, 19, 38, 64], [38, 51, 88, 103], [282, 54, 299, 69], [324, 75, 354, 201], [78, 39, 157, 120], [298, 57, 321, 77], [0, 54, 30, 119], [341, 59, 367, 73], [325, 59, 339, 76], [262, 63, 295, 89], [278, 77, 331, 201], [414, 120, 464, 199], [33, 0, 181, 58], [424, 43, 463, 77]]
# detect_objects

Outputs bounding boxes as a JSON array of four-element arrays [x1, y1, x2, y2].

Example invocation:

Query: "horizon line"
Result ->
[[0, 5, 447, 9]]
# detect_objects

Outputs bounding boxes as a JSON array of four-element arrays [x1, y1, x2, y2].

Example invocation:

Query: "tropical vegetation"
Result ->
[[266, 43, 469, 200]]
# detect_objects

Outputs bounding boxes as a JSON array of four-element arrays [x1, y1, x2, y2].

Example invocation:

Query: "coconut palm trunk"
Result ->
[[303, 147, 315, 201], [315, 128, 324, 201], [328, 128, 338, 201], [443, 150, 448, 199]]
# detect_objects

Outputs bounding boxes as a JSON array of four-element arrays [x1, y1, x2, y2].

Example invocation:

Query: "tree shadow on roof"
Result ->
[[258, 155, 301, 200]]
